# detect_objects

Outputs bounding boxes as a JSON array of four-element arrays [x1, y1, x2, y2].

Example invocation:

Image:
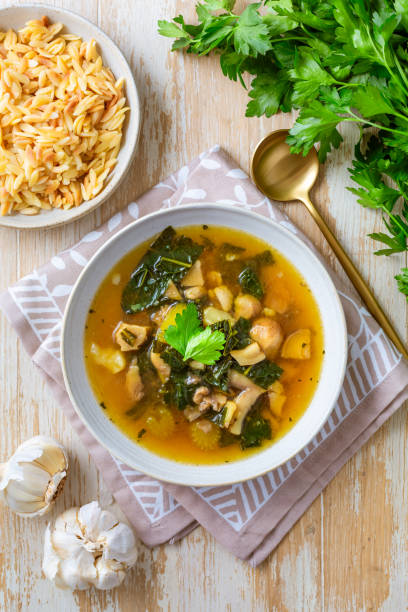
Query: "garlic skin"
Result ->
[[43, 501, 138, 590], [0, 436, 68, 517]]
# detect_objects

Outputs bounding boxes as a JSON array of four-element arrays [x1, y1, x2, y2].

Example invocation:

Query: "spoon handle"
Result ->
[[300, 193, 408, 361]]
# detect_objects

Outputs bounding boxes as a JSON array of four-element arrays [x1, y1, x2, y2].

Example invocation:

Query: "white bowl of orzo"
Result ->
[[0, 5, 140, 229]]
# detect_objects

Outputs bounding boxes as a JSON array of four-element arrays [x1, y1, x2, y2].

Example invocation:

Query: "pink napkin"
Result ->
[[2, 145, 408, 566]]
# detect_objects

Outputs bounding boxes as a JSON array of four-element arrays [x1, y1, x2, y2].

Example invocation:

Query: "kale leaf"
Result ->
[[162, 370, 199, 411], [237, 360, 283, 389], [240, 407, 271, 449], [161, 346, 186, 372], [238, 266, 264, 298], [121, 227, 203, 313]]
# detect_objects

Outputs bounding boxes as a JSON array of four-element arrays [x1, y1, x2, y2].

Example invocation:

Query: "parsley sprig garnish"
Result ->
[[164, 303, 226, 364], [159, 0, 408, 299]]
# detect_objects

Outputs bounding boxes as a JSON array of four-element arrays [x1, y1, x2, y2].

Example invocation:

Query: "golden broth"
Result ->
[[84, 225, 324, 465]]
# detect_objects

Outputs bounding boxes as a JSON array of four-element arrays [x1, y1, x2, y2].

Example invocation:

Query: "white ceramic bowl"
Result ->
[[0, 4, 140, 229], [62, 205, 348, 486]]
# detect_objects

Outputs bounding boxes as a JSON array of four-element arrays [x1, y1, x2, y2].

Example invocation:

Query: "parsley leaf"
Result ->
[[184, 326, 226, 363], [164, 303, 226, 364], [233, 4, 271, 57], [164, 303, 201, 356]]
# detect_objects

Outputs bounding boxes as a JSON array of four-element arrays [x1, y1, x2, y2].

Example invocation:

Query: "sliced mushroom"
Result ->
[[228, 369, 263, 392], [281, 329, 311, 359], [125, 358, 144, 402], [114, 323, 151, 352], [250, 317, 283, 360], [181, 260, 204, 287], [150, 351, 171, 382], [228, 369, 265, 434], [164, 280, 182, 300], [230, 341, 265, 366], [193, 386, 227, 412], [184, 285, 207, 300], [234, 294, 262, 319], [213, 285, 233, 312], [268, 381, 286, 418], [229, 387, 264, 435]]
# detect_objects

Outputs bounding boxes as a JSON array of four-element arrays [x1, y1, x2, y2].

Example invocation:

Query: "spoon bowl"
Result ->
[[251, 129, 319, 201]]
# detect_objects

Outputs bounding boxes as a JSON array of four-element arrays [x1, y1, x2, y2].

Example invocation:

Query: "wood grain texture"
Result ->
[[0, 1, 407, 610]]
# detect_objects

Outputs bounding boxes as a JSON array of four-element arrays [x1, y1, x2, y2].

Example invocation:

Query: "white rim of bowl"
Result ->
[[0, 4, 141, 229], [61, 204, 348, 486]]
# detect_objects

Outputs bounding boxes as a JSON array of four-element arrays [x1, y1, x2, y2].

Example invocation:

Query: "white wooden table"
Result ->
[[1, 1, 407, 610]]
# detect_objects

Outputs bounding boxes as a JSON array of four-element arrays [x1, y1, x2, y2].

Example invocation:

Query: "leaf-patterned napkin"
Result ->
[[1, 146, 408, 566]]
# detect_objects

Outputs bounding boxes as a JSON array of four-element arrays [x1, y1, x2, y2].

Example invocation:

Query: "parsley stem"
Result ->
[[393, 51, 408, 95], [344, 111, 408, 137]]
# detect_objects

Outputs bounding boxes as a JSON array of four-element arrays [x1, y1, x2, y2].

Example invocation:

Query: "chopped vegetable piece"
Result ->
[[213, 285, 234, 312], [184, 286, 207, 300], [181, 260, 204, 286], [203, 306, 235, 326], [250, 317, 283, 360], [234, 294, 261, 319], [281, 329, 312, 359], [207, 270, 223, 287], [115, 323, 150, 351], [145, 407, 175, 438], [268, 381, 286, 418], [190, 420, 221, 450], [164, 280, 182, 300], [90, 343, 126, 374]]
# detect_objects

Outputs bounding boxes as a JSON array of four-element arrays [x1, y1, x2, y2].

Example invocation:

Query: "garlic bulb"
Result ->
[[0, 435, 68, 517], [43, 501, 138, 590]]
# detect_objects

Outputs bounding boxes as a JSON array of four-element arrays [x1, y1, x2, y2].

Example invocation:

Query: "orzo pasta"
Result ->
[[0, 16, 128, 216]]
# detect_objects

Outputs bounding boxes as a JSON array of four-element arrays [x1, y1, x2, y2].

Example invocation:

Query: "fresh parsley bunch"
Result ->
[[159, 0, 408, 299]]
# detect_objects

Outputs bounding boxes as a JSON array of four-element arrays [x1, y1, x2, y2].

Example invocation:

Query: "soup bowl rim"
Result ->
[[61, 203, 348, 486]]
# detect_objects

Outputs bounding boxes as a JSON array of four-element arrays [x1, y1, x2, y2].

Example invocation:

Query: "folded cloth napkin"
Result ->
[[2, 145, 408, 566]]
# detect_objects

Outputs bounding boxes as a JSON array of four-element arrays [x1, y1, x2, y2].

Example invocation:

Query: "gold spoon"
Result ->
[[250, 128, 408, 360]]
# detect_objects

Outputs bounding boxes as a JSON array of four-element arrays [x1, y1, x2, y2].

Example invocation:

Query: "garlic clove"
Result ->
[[93, 558, 125, 590], [102, 522, 138, 565], [0, 435, 68, 517]]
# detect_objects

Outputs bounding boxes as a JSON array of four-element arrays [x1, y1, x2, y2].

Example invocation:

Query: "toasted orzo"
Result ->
[[0, 16, 128, 216]]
